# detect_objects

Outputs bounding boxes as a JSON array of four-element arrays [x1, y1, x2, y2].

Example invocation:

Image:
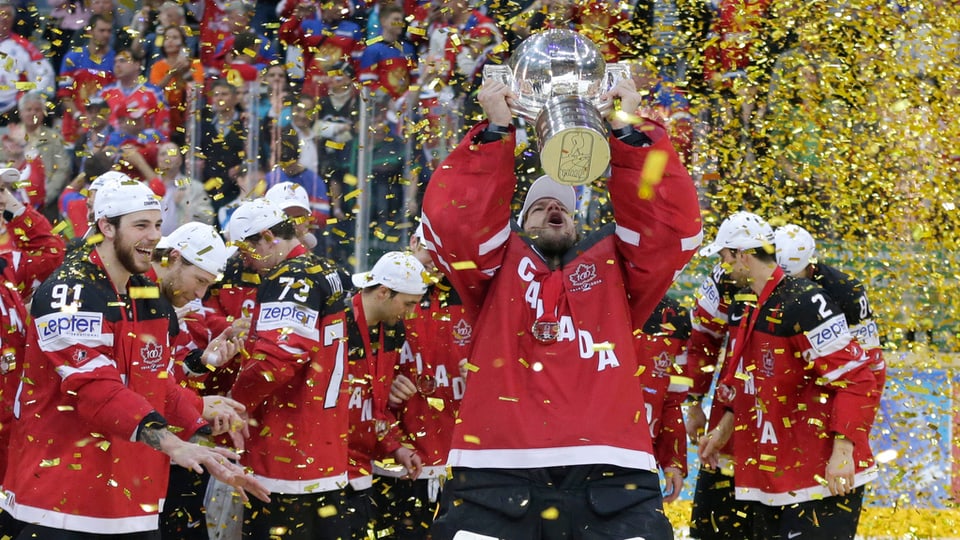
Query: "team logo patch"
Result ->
[[760, 348, 775, 377], [653, 351, 671, 376], [568, 263, 601, 292], [452, 318, 473, 346], [141, 341, 165, 371], [72, 349, 88, 366]]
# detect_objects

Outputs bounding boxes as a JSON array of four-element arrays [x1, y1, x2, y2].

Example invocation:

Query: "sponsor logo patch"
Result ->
[[258, 302, 319, 331], [806, 314, 850, 356], [37, 312, 103, 345]]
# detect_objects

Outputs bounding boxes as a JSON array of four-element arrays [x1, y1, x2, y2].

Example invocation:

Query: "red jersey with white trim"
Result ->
[[3, 205, 67, 299], [231, 244, 352, 494], [635, 295, 691, 477], [97, 81, 170, 139], [345, 294, 405, 489], [0, 257, 27, 483], [683, 262, 739, 461], [420, 121, 702, 471], [809, 262, 886, 389], [716, 268, 879, 506], [390, 281, 471, 477], [2, 250, 207, 534]]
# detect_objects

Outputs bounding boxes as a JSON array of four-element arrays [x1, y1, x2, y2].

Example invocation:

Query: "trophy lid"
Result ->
[[507, 29, 607, 122]]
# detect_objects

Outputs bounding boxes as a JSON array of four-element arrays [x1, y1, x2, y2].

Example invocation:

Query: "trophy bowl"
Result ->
[[484, 29, 627, 185]]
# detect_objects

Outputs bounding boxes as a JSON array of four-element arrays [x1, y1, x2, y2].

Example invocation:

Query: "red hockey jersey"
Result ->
[[1, 250, 207, 534], [387, 281, 472, 478], [232, 244, 352, 494], [420, 121, 702, 470], [716, 267, 879, 505]]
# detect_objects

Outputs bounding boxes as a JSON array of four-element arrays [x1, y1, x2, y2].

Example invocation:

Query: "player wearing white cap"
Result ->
[[687, 216, 887, 539], [147, 221, 250, 540], [421, 77, 702, 539], [698, 212, 879, 540], [774, 224, 886, 393], [344, 251, 429, 536], [1, 179, 268, 539], [685, 212, 770, 539], [376, 226, 473, 537], [226, 198, 356, 539]]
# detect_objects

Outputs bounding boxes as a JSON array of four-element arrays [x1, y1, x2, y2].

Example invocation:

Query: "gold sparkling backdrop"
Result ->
[[481, 0, 960, 532]]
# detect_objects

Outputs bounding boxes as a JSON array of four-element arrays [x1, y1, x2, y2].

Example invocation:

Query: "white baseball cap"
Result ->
[[699, 211, 774, 257], [94, 178, 161, 220], [226, 198, 287, 242], [156, 222, 236, 276], [518, 175, 577, 227], [351, 251, 428, 295], [264, 181, 311, 213], [0, 168, 19, 184], [90, 170, 133, 193], [775, 224, 817, 276]]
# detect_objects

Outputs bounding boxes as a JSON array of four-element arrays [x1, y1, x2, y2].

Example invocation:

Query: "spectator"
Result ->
[[313, 61, 358, 264], [198, 80, 247, 221], [17, 91, 72, 220], [287, 93, 320, 174], [0, 122, 45, 210], [157, 141, 214, 234], [57, 150, 114, 239], [148, 24, 203, 144], [44, 0, 96, 76], [141, 1, 199, 68], [279, 0, 363, 96], [358, 3, 417, 101], [0, 0, 55, 124], [264, 133, 330, 228], [71, 97, 116, 174], [57, 12, 116, 145], [211, 0, 278, 74], [97, 48, 171, 140]]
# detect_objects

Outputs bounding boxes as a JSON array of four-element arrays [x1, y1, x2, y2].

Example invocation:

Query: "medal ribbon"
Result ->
[[728, 265, 785, 371], [352, 294, 388, 423], [532, 271, 563, 342]]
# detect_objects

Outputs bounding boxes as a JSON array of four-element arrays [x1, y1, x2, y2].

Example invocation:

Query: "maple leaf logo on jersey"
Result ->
[[760, 348, 775, 377], [452, 318, 473, 346], [654, 351, 671, 377], [568, 263, 601, 292], [140, 341, 165, 371]]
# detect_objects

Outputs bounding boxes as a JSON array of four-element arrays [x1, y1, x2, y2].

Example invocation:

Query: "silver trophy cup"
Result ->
[[484, 29, 628, 185]]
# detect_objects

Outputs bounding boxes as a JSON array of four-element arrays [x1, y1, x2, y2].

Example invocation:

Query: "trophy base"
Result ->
[[537, 95, 610, 186]]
